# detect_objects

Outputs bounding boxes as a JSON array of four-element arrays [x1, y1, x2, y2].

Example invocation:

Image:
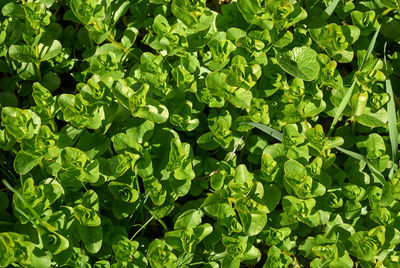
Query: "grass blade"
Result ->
[[384, 42, 399, 179], [328, 25, 381, 136], [334, 146, 385, 185], [243, 122, 283, 142], [322, 0, 340, 19]]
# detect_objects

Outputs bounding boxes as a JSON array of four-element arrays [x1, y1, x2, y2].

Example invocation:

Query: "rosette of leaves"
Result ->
[[247, 98, 270, 125], [3, 1, 63, 81], [0, 232, 48, 267], [282, 196, 316, 225], [108, 180, 140, 219], [259, 125, 309, 183], [13, 125, 62, 175], [237, 0, 307, 31], [171, 65, 197, 93], [70, 0, 130, 45], [355, 133, 390, 173], [204, 32, 236, 71], [63, 246, 90, 267], [143, 14, 188, 56], [310, 23, 360, 63], [147, 239, 177, 268], [39, 222, 69, 256], [308, 235, 353, 268], [347, 226, 386, 262], [355, 56, 386, 89], [31, 82, 58, 125], [143, 176, 167, 206], [370, 207, 394, 226], [171, 0, 207, 27], [351, 10, 380, 37], [260, 152, 279, 182], [165, 223, 212, 254], [278, 77, 326, 122], [80, 75, 114, 105], [1, 107, 41, 141], [113, 82, 169, 124], [349, 57, 388, 122], [262, 226, 291, 248], [58, 93, 102, 130], [227, 165, 271, 236], [226, 55, 261, 108], [281, 124, 309, 160], [56, 147, 100, 187], [109, 182, 138, 204], [263, 246, 293, 268], [88, 51, 124, 80], [13, 177, 63, 224], [305, 124, 344, 164], [209, 160, 235, 190], [283, 159, 326, 199], [226, 28, 269, 59], [169, 99, 200, 131], [132, 53, 172, 97], [112, 236, 147, 266], [73, 190, 103, 254], [381, 170, 400, 204], [197, 109, 240, 150], [221, 235, 261, 267], [166, 137, 195, 188], [111, 131, 152, 178]]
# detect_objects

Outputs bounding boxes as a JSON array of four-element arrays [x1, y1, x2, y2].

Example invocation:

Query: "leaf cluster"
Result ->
[[0, 0, 400, 267]]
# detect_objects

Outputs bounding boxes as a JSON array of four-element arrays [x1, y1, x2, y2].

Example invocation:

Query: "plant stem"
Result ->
[[144, 204, 168, 230], [351, 117, 356, 136], [130, 215, 155, 240], [332, 163, 344, 172], [35, 45, 42, 81], [378, 8, 394, 20], [106, 35, 139, 60]]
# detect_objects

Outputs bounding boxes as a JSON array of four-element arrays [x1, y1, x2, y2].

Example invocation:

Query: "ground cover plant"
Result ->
[[0, 0, 400, 267]]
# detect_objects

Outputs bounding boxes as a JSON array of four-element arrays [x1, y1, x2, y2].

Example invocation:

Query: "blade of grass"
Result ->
[[321, 0, 340, 19], [328, 25, 381, 136], [334, 146, 385, 185], [384, 42, 399, 179], [243, 122, 283, 142]]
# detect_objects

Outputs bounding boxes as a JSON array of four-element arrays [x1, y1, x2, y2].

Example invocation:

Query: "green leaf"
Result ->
[[276, 46, 320, 81], [8, 45, 36, 63], [174, 209, 203, 229], [38, 40, 62, 61], [78, 224, 102, 254], [13, 151, 42, 175]]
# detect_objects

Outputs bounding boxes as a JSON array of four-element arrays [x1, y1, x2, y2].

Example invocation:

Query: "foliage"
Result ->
[[0, 0, 399, 267]]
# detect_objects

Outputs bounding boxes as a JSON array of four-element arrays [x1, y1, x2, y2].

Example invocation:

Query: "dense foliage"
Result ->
[[0, 0, 400, 267]]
